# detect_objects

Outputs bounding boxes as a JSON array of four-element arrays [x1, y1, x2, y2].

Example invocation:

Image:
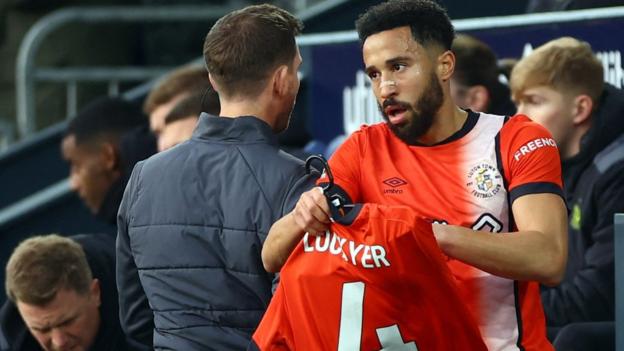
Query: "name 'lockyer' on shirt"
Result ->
[[302, 232, 391, 269]]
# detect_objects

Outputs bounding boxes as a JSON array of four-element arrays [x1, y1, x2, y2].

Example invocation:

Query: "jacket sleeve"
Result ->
[[541, 162, 623, 325], [116, 162, 154, 350], [280, 169, 319, 217]]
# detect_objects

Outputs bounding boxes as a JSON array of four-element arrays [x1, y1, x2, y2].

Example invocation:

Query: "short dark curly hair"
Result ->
[[355, 0, 454, 50]]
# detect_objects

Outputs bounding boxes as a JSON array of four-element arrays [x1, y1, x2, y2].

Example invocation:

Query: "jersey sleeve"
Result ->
[[499, 115, 564, 204], [320, 128, 369, 202]]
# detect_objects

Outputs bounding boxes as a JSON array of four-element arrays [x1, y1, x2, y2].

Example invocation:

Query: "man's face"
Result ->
[[149, 94, 188, 135], [275, 46, 303, 133], [158, 116, 198, 152], [363, 26, 443, 145], [17, 282, 101, 351], [514, 85, 574, 149], [61, 135, 117, 214]]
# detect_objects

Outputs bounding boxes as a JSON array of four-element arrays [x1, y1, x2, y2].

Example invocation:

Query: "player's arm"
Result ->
[[434, 117, 569, 286], [262, 187, 331, 273], [263, 131, 364, 272], [433, 192, 567, 286]]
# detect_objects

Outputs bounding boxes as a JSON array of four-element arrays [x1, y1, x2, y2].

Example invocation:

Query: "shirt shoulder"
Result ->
[[499, 114, 563, 200]]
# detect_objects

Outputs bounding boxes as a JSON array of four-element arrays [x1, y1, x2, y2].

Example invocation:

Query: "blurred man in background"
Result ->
[[511, 36, 624, 349], [1, 234, 130, 351], [157, 86, 219, 152], [142, 64, 210, 136], [61, 97, 156, 227], [451, 33, 516, 116]]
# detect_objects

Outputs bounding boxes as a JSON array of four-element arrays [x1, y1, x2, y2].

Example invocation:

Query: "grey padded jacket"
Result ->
[[116, 114, 317, 350]]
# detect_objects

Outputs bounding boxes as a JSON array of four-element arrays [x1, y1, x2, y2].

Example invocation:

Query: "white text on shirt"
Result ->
[[302, 231, 390, 268]]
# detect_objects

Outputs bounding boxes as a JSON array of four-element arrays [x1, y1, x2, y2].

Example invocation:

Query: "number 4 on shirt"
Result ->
[[338, 282, 418, 351]]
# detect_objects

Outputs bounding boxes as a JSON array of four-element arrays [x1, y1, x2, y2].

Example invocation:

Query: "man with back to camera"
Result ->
[[1, 234, 131, 351], [116, 4, 318, 350], [511, 36, 624, 349], [262, 1, 568, 350]]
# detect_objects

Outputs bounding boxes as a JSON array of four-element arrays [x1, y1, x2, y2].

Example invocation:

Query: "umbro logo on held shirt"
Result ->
[[383, 177, 407, 188], [383, 177, 407, 194]]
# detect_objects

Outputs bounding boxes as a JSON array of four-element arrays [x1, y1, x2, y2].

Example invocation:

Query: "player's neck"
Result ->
[[418, 102, 468, 145]]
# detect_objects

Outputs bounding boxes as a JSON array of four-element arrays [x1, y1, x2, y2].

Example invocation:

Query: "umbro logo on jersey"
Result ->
[[383, 177, 407, 194], [383, 177, 407, 188]]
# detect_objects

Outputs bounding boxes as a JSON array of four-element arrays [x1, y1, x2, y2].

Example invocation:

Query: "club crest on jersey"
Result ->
[[466, 163, 502, 199]]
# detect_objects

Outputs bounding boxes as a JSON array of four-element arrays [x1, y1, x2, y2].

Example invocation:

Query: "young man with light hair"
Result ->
[[511, 36, 624, 349]]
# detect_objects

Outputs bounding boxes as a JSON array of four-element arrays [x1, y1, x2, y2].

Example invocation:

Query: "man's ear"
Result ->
[[90, 278, 101, 307], [100, 142, 118, 172], [208, 73, 219, 94], [572, 94, 594, 126], [272, 65, 290, 97], [466, 85, 490, 112], [437, 50, 455, 82]]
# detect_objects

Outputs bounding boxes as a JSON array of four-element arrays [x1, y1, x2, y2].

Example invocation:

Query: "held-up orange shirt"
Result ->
[[321, 112, 563, 351], [251, 203, 488, 351]]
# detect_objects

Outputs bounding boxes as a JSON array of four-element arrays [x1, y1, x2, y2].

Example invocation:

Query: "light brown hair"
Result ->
[[203, 4, 303, 98], [5, 235, 92, 306], [164, 85, 220, 125], [510, 37, 604, 102], [143, 65, 211, 114]]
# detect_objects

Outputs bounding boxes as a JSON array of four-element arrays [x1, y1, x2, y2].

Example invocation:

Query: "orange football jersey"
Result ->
[[251, 203, 487, 351], [321, 112, 563, 351]]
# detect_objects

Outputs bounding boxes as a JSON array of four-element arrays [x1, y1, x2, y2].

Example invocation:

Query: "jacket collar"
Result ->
[[193, 113, 279, 146], [562, 84, 624, 190], [96, 176, 126, 226]]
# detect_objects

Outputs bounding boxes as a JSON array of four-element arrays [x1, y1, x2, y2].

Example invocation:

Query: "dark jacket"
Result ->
[[96, 125, 157, 225], [541, 84, 624, 326], [116, 114, 318, 350], [0, 234, 132, 351]]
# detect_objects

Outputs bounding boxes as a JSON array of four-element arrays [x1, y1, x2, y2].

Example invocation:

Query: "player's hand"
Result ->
[[291, 187, 331, 236]]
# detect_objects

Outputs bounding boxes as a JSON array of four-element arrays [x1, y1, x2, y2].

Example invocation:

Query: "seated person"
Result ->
[[0, 234, 133, 351], [143, 65, 211, 136], [61, 97, 156, 226], [511, 37, 624, 346], [451, 34, 516, 115], [157, 85, 219, 152]]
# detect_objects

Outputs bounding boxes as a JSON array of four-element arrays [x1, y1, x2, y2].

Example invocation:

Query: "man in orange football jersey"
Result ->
[[262, 1, 568, 350]]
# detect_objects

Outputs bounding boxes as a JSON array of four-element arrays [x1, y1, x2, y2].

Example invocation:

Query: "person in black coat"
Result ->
[[61, 97, 156, 228], [0, 233, 133, 351], [511, 36, 624, 349], [450, 34, 517, 116]]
